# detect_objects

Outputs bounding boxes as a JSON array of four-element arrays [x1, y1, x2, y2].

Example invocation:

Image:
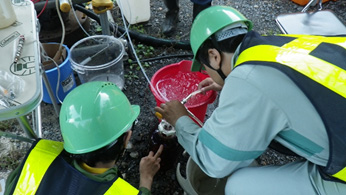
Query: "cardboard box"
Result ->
[[41, 43, 67, 71]]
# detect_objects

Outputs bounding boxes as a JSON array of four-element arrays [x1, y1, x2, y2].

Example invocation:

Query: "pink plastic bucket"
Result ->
[[150, 60, 217, 122]]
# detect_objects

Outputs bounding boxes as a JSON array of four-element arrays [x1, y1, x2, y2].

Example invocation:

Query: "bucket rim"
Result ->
[[44, 43, 71, 73], [150, 61, 217, 108], [69, 35, 125, 71]]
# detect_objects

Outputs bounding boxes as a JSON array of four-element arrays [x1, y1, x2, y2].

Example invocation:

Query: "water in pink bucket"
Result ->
[[150, 60, 217, 122]]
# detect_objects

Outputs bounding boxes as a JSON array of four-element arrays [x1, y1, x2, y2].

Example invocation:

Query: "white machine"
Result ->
[[0, 0, 42, 141], [276, 0, 346, 35]]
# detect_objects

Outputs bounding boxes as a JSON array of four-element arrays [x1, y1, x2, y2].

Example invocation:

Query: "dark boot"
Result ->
[[192, 1, 211, 21], [162, 0, 179, 36]]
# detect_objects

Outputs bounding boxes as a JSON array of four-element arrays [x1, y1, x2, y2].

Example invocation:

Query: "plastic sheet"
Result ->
[[0, 69, 25, 108]]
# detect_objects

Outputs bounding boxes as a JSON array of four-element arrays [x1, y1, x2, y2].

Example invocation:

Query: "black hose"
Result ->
[[124, 54, 194, 65], [73, 4, 191, 50]]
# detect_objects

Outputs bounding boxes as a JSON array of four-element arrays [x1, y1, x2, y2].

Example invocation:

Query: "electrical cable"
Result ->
[[49, 56, 63, 104], [73, 4, 191, 50], [68, 0, 91, 37], [118, 0, 154, 93], [116, 1, 203, 126], [36, 0, 48, 18], [55, 0, 65, 55], [39, 0, 65, 105], [55, 0, 64, 104], [39, 43, 63, 104], [106, 10, 121, 37]]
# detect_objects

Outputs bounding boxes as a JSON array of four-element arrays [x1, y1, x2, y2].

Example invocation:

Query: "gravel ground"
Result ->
[[1, 0, 345, 194]]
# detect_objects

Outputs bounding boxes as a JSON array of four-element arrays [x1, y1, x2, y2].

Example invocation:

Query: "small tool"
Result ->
[[80, 43, 111, 65], [181, 89, 202, 105], [13, 35, 25, 65], [155, 89, 203, 122], [0, 85, 15, 99]]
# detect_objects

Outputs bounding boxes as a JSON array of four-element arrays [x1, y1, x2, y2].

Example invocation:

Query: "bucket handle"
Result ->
[[176, 161, 198, 195], [71, 64, 86, 74]]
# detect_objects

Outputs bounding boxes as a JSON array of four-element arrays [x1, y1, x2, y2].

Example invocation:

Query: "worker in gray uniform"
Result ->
[[155, 5, 346, 194]]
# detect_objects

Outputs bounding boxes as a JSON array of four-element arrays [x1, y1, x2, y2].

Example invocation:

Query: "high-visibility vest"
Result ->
[[234, 31, 346, 183], [10, 139, 140, 195]]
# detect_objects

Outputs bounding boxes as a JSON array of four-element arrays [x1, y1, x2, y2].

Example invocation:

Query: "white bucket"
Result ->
[[0, 0, 17, 29], [176, 157, 227, 195], [69, 35, 125, 90], [117, 0, 150, 24]]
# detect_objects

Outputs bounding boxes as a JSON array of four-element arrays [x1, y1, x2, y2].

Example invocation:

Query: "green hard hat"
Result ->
[[190, 6, 253, 72], [59, 81, 140, 154]]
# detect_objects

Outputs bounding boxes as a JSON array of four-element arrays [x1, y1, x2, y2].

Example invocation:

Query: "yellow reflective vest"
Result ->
[[10, 139, 140, 195], [235, 31, 346, 183]]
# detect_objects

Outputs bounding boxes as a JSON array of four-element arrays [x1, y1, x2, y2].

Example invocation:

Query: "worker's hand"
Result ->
[[139, 145, 163, 191], [198, 77, 222, 94], [154, 100, 189, 126]]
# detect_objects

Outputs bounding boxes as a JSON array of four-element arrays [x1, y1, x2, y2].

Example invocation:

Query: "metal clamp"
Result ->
[[302, 0, 323, 12]]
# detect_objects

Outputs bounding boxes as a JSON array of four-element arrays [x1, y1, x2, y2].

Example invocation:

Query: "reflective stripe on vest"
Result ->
[[235, 35, 346, 98], [234, 33, 346, 182], [13, 139, 140, 195], [334, 167, 346, 182], [105, 177, 139, 194], [13, 140, 64, 195]]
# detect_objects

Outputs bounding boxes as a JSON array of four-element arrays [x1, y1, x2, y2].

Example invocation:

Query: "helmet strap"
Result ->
[[211, 38, 227, 81], [216, 53, 227, 81], [203, 59, 227, 81], [216, 65, 227, 80], [199, 36, 228, 80]]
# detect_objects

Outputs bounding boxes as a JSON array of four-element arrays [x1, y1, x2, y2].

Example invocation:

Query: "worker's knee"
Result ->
[[225, 173, 243, 194], [225, 168, 256, 195]]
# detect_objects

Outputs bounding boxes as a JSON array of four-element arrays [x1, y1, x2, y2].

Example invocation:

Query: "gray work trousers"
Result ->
[[226, 160, 346, 195]]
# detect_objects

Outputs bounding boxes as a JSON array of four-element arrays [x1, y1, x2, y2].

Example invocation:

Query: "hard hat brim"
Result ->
[[191, 56, 204, 72], [189, 6, 253, 72]]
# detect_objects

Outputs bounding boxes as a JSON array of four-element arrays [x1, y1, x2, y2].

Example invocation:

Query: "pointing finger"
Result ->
[[154, 145, 164, 159]]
